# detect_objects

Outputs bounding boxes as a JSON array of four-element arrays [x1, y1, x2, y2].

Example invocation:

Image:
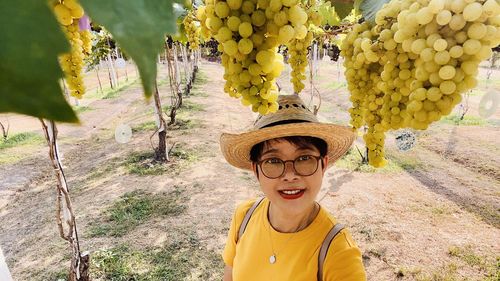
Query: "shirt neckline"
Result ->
[[262, 198, 331, 242]]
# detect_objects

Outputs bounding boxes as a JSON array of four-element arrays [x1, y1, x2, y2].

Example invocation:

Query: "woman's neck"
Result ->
[[268, 202, 319, 233]]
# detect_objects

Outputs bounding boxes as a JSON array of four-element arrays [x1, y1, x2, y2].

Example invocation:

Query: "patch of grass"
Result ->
[[0, 154, 23, 165], [90, 233, 224, 280], [447, 245, 499, 280], [162, 100, 205, 115], [44, 269, 68, 281], [191, 70, 209, 97], [72, 105, 93, 113], [87, 157, 122, 181], [431, 206, 448, 215], [88, 189, 186, 237], [394, 266, 422, 278], [102, 79, 137, 99], [335, 148, 420, 173], [414, 263, 459, 281], [132, 121, 157, 133], [326, 81, 346, 90], [0, 132, 44, 150], [440, 114, 487, 126], [182, 100, 205, 112], [466, 89, 484, 96], [29, 268, 68, 281], [124, 151, 168, 176], [448, 245, 485, 268], [168, 117, 202, 130], [478, 77, 500, 87], [124, 144, 202, 176]]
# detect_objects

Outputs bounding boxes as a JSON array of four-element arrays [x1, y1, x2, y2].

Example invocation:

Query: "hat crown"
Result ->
[[253, 95, 318, 129]]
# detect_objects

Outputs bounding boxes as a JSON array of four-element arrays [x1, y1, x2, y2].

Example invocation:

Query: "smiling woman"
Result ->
[[219, 94, 366, 281]]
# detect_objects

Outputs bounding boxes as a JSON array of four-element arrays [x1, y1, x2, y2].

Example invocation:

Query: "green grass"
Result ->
[[86, 157, 122, 181], [90, 235, 224, 280], [162, 100, 205, 115], [0, 132, 45, 164], [88, 189, 186, 237], [325, 81, 347, 90], [124, 144, 201, 176], [440, 114, 488, 126], [466, 89, 484, 97], [334, 147, 421, 173], [72, 105, 93, 113], [85, 78, 138, 100], [414, 263, 459, 281], [102, 79, 138, 99], [132, 121, 157, 133], [0, 132, 44, 150], [447, 245, 499, 279], [124, 151, 169, 176], [190, 70, 209, 97], [168, 117, 202, 130]]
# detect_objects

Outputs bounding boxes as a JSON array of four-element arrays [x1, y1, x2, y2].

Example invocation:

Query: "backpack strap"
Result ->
[[237, 197, 265, 243], [317, 223, 344, 281]]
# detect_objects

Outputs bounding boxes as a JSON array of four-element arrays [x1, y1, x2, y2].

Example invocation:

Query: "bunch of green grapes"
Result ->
[[52, 0, 87, 99], [342, 0, 500, 167], [60, 21, 85, 99], [52, 0, 84, 26], [199, 0, 321, 114], [80, 29, 93, 55], [341, 22, 388, 167], [287, 32, 313, 93], [184, 11, 201, 50], [197, 6, 213, 40], [285, 2, 325, 94]]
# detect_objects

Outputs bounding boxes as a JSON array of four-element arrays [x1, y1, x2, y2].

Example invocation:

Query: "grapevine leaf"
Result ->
[[80, 0, 178, 98], [327, 0, 355, 20], [360, 0, 390, 24], [318, 4, 341, 26], [0, 0, 77, 122]]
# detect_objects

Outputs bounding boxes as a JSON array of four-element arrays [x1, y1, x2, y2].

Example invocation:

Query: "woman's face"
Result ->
[[251, 139, 329, 216]]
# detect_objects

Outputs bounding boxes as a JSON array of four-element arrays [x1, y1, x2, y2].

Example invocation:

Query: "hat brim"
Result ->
[[220, 123, 356, 170]]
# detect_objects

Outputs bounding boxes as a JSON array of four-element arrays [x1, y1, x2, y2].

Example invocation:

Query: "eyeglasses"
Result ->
[[257, 155, 322, 179]]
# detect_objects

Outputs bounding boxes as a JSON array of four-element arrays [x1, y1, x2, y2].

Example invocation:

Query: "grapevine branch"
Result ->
[[0, 119, 9, 141], [39, 119, 89, 281]]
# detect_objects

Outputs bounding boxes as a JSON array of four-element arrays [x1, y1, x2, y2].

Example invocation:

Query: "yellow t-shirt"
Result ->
[[223, 198, 366, 281]]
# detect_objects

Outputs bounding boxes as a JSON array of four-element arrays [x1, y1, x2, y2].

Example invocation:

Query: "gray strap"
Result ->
[[317, 223, 344, 281], [237, 197, 265, 243]]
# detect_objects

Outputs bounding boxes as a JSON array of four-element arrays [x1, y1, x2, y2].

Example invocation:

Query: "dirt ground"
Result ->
[[0, 58, 499, 280]]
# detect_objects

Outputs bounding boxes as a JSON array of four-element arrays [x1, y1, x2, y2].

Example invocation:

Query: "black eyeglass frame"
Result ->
[[256, 155, 323, 179]]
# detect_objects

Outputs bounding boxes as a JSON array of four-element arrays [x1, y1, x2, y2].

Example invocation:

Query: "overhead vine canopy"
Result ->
[[0, 0, 364, 122]]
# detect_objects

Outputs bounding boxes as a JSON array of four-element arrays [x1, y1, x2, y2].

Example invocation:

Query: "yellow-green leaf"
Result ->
[[80, 0, 178, 98]]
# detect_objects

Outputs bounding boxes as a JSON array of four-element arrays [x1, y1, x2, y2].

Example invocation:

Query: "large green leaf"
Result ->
[[328, 0, 355, 20], [318, 3, 341, 26], [0, 0, 77, 122], [80, 0, 178, 98], [360, 0, 390, 24]]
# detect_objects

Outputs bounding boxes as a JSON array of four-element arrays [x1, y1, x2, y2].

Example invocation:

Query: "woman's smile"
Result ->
[[278, 189, 305, 199]]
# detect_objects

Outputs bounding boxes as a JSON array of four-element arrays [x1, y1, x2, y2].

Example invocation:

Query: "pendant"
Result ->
[[269, 254, 276, 264]]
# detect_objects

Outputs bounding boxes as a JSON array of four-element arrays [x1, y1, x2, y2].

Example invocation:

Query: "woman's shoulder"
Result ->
[[233, 197, 267, 220], [318, 207, 360, 252]]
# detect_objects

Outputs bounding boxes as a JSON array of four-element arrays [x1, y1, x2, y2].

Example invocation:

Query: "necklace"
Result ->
[[267, 202, 319, 264]]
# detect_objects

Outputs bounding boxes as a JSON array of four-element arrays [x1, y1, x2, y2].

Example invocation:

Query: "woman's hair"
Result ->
[[250, 136, 328, 162]]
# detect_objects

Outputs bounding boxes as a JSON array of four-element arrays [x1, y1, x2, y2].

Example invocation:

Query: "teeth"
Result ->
[[282, 190, 302, 195]]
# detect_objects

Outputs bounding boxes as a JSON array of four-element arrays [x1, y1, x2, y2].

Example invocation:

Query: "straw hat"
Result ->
[[220, 94, 356, 170]]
